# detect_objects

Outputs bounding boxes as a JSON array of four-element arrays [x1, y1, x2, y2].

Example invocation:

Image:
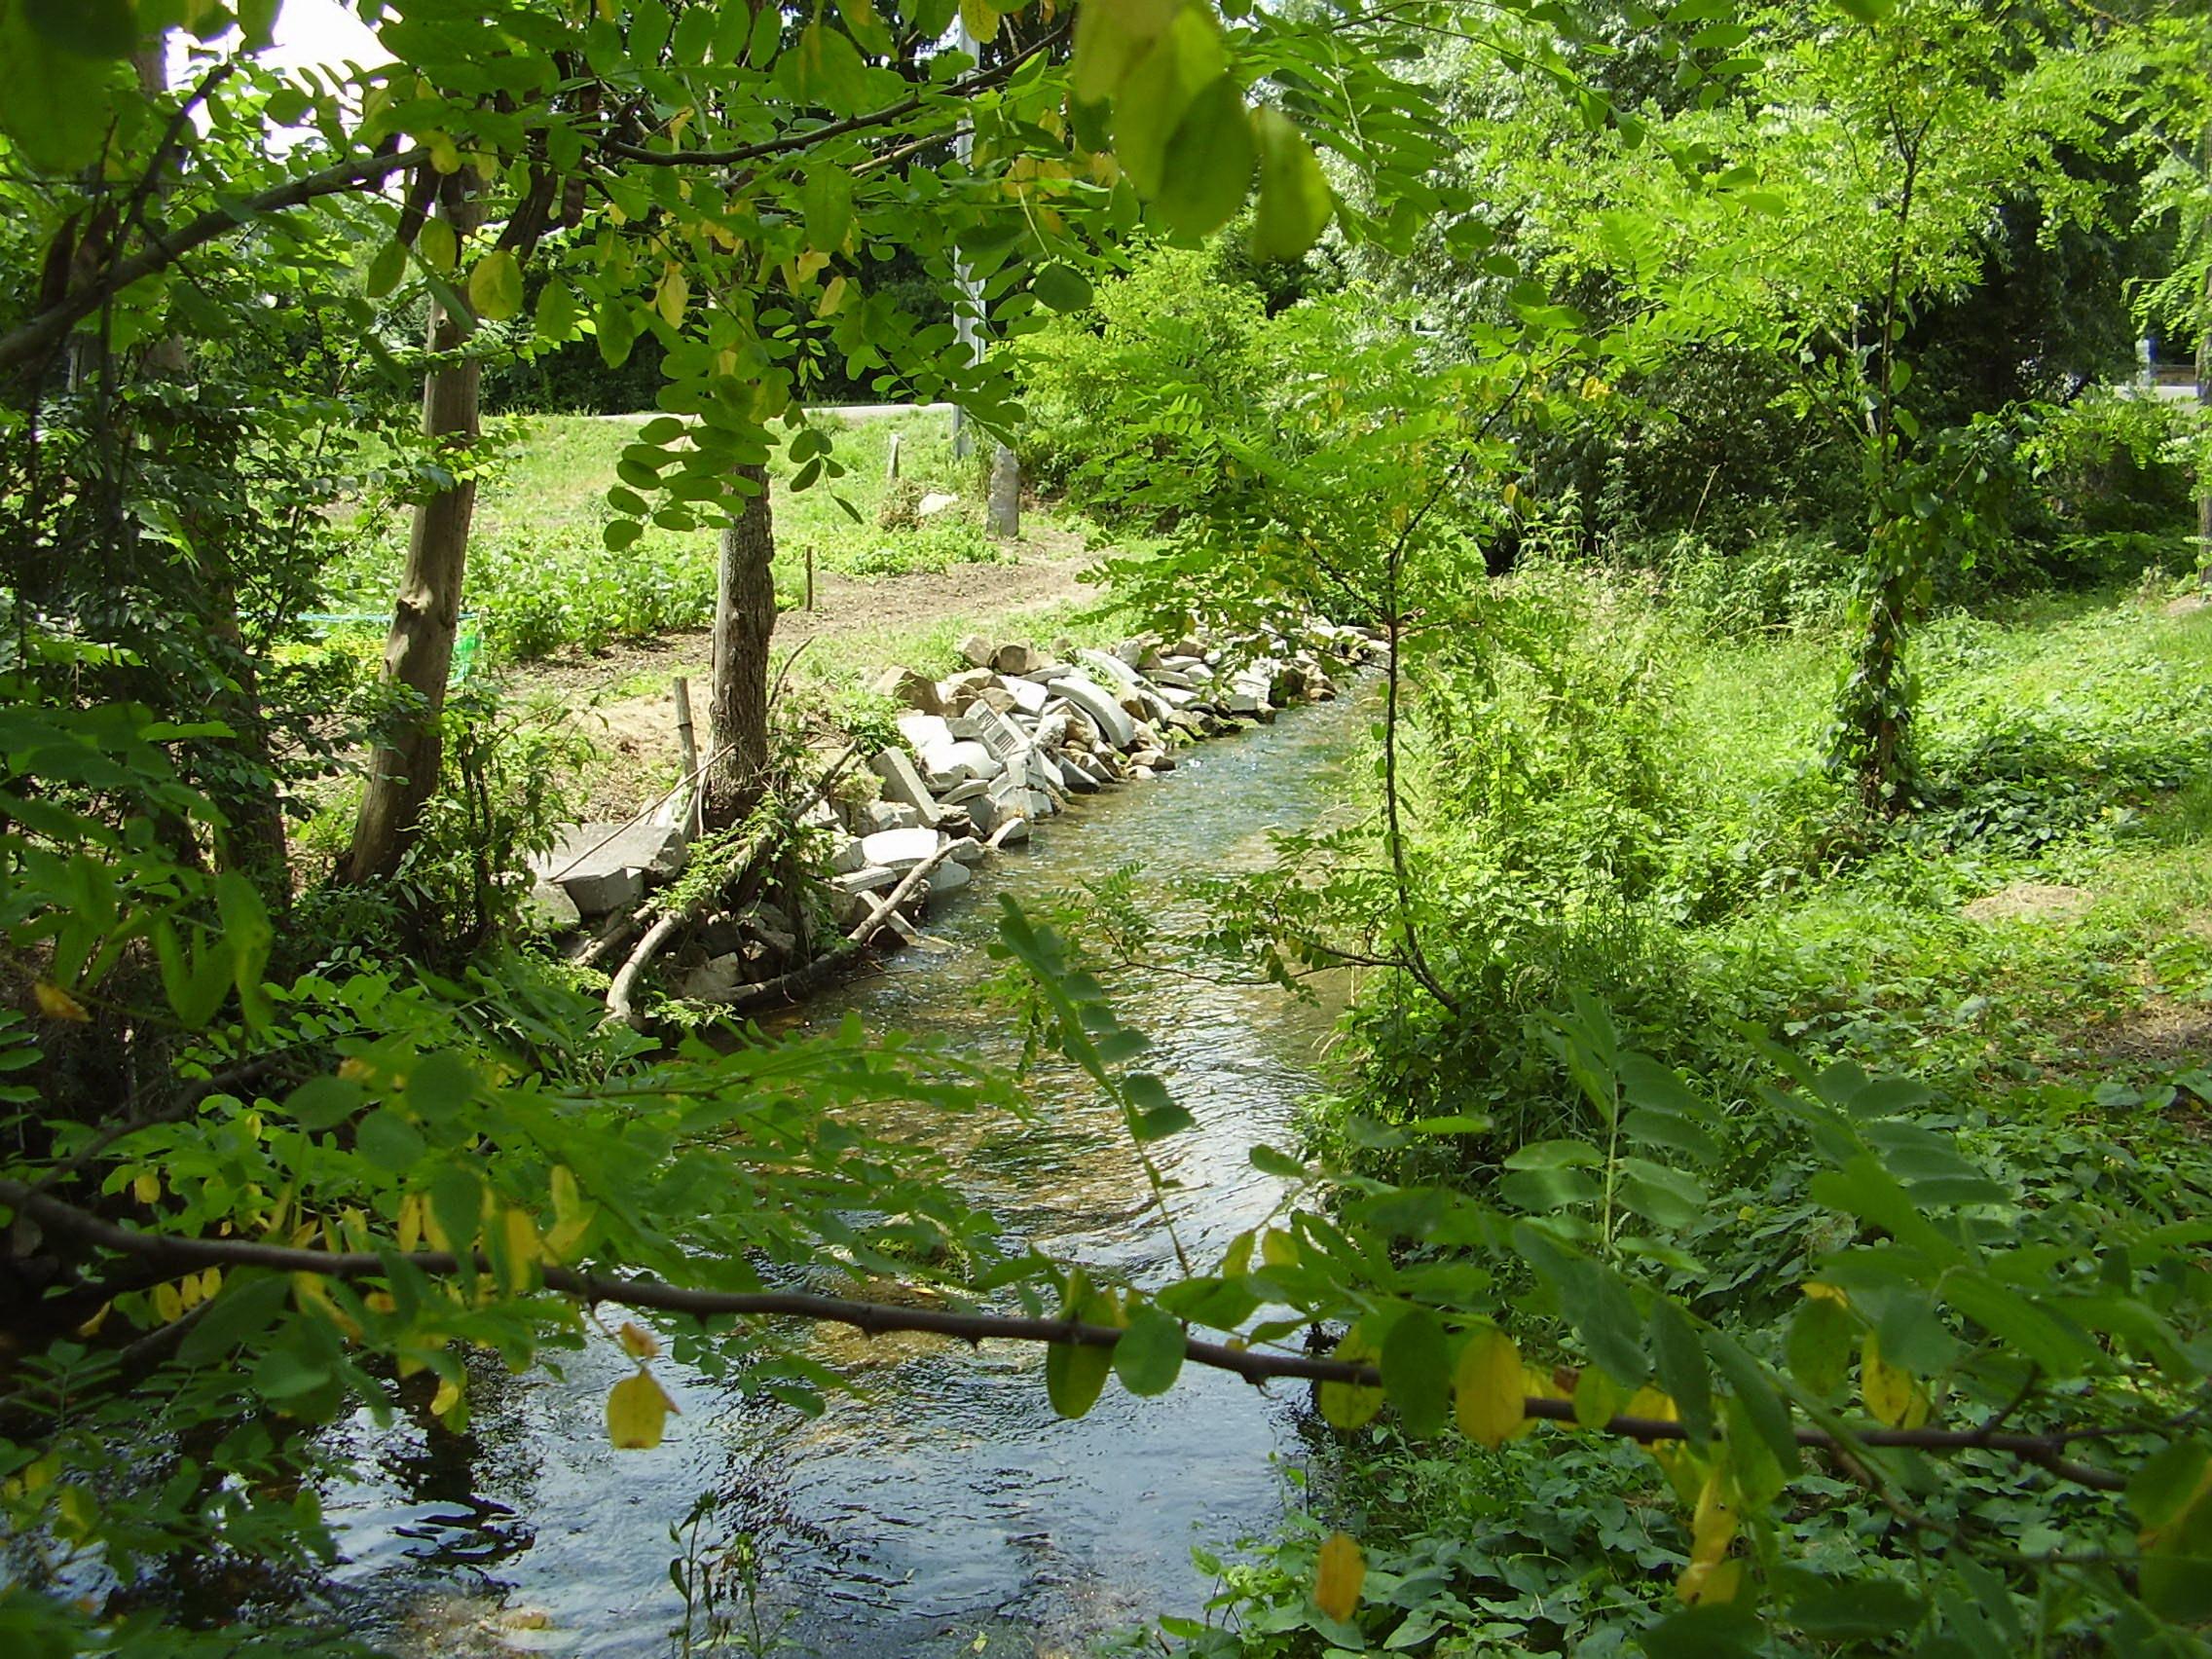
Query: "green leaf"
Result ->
[[251, 1346, 332, 1401], [1046, 1298, 1115, 1419], [23, 0, 138, 57], [405, 1052, 477, 1123], [1250, 107, 1331, 263], [467, 249, 524, 322], [1113, 1305, 1186, 1397], [1649, 1300, 1713, 1444], [176, 1272, 293, 1365], [1033, 264, 1094, 313], [355, 1109, 426, 1173], [2130, 1439, 2211, 1530], [1703, 1328, 1800, 1473], [596, 299, 640, 369], [364, 240, 407, 300], [1152, 76, 1254, 240], [1380, 1308, 1451, 1438], [1317, 1327, 1383, 1430], [1786, 1294, 1853, 1399], [418, 217, 458, 274], [535, 279, 579, 342], [287, 1075, 365, 1133], [1112, 4, 1225, 199], [1072, 0, 1175, 102]]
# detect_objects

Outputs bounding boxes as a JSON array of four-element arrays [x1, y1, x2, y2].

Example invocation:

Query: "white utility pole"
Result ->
[[952, 14, 1019, 536]]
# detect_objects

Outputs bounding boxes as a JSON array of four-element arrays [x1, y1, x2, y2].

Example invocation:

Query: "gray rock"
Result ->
[[1078, 647, 1142, 688], [897, 713, 955, 752], [1052, 674, 1138, 748], [939, 777, 990, 805], [1058, 756, 1099, 793], [835, 865, 898, 895], [957, 633, 995, 669], [530, 820, 689, 916], [1004, 675, 1050, 715], [993, 642, 1043, 676], [918, 491, 960, 519], [990, 814, 1031, 846], [946, 835, 986, 866], [680, 952, 747, 1002], [871, 665, 944, 715], [830, 836, 868, 874], [1130, 748, 1174, 772], [941, 666, 996, 702], [962, 702, 1032, 765], [924, 859, 972, 906], [868, 748, 945, 826], [861, 827, 940, 871], [524, 879, 582, 931]]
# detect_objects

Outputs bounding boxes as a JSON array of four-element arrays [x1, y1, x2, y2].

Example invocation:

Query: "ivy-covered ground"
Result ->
[[1165, 570, 2212, 1657]]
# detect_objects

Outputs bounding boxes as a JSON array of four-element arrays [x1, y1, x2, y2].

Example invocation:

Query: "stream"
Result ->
[[321, 685, 1371, 1658]]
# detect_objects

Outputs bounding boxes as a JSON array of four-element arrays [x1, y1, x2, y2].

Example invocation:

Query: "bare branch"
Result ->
[[0, 1179, 2132, 1491]]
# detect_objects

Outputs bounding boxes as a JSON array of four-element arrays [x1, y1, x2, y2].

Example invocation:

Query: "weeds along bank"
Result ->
[[1160, 562, 2212, 1656]]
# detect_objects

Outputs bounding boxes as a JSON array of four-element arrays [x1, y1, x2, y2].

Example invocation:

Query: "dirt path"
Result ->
[[506, 533, 1098, 817]]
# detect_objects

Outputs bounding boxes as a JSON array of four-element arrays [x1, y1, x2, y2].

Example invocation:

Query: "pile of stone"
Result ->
[[813, 619, 1382, 929]]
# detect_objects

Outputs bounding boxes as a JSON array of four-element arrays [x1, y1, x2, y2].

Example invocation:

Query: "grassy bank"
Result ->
[[320, 409, 1103, 666], [1180, 569, 2212, 1656]]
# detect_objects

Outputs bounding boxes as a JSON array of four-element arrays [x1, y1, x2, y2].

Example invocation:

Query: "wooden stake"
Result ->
[[672, 676, 700, 837], [805, 544, 815, 611]]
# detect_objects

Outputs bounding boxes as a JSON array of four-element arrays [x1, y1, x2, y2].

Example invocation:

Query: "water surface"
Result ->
[[325, 687, 1371, 1657]]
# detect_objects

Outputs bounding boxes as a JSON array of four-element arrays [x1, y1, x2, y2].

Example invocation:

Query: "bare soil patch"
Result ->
[[1962, 881, 2095, 925], [512, 533, 1097, 818]]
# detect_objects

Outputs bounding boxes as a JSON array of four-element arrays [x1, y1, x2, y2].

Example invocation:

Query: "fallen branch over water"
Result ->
[[705, 839, 961, 1015], [601, 744, 859, 1028], [1, 1179, 2130, 1492]]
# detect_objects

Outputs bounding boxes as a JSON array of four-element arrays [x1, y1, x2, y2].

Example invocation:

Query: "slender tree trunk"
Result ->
[[2198, 134, 2210, 582], [704, 462, 775, 830], [341, 175, 482, 884]]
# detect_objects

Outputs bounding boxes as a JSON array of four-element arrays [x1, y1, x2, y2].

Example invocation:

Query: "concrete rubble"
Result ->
[[802, 615, 1382, 949], [559, 614, 1384, 1009]]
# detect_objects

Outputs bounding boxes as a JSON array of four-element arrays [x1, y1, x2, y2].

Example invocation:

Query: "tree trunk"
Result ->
[[704, 461, 776, 830], [340, 175, 483, 884], [2198, 228, 2209, 583], [986, 442, 1019, 538]]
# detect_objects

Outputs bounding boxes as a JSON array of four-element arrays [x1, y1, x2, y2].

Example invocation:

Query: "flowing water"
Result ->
[[322, 686, 1371, 1658]]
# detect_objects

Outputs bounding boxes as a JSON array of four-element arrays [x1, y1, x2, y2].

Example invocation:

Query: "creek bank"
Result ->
[[529, 617, 1382, 1017]]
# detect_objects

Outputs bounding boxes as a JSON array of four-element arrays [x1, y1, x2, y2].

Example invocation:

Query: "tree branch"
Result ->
[[0, 145, 431, 381], [602, 21, 1070, 169], [0, 1179, 2131, 1491]]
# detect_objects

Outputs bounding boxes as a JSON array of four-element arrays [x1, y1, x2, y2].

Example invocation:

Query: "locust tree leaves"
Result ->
[[1073, 0, 1335, 257]]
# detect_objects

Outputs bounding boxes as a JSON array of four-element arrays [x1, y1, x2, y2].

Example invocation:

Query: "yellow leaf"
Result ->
[[152, 1281, 183, 1323], [655, 266, 689, 328], [1678, 1554, 1744, 1605], [607, 1368, 676, 1450], [1860, 1334, 1920, 1427], [131, 1172, 161, 1204], [1260, 1229, 1298, 1269], [959, 0, 998, 44], [500, 1207, 542, 1292], [336, 1056, 373, 1084], [74, 1302, 110, 1339], [618, 1320, 661, 1360], [1453, 1327, 1525, 1449], [430, 1375, 463, 1418], [816, 274, 848, 317], [33, 982, 89, 1022], [1801, 1281, 1850, 1306], [1313, 1530, 1364, 1624], [397, 1193, 424, 1255], [198, 1267, 221, 1303]]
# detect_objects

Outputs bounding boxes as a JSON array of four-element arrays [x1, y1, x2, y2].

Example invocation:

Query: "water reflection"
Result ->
[[326, 686, 1372, 1656]]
